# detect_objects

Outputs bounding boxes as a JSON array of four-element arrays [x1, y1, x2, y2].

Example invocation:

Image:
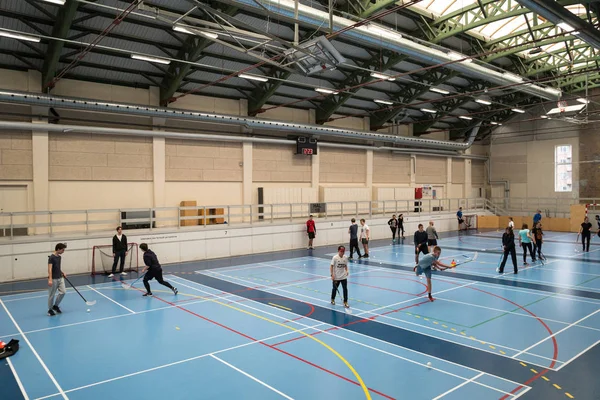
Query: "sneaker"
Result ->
[[496, 267, 500, 273], [307, 247, 311, 250], [514, 271, 518, 274], [108, 273, 114, 278], [121, 272, 127, 276], [363, 254, 369, 258], [331, 299, 335, 305], [172, 287, 178, 295], [428, 294, 435, 302], [344, 302, 349, 308], [524, 262, 529, 266], [142, 292, 153, 297], [47, 309, 56, 316], [52, 305, 62, 314], [310, 246, 314, 250], [348, 256, 353, 260]]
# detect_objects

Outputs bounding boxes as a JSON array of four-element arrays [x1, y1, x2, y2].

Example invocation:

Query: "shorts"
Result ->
[[427, 239, 437, 246], [361, 238, 369, 245], [308, 232, 315, 239], [458, 218, 464, 224], [416, 265, 432, 279], [415, 244, 429, 255]]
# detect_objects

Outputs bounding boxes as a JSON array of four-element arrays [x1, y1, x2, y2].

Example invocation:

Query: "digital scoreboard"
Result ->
[[296, 136, 317, 155]]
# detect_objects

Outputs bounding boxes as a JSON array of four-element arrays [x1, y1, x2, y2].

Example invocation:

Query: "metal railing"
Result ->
[[0, 197, 487, 240], [487, 197, 597, 218]]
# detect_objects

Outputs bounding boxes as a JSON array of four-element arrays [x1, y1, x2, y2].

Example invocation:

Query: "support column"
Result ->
[[366, 149, 373, 188], [243, 142, 253, 221], [31, 100, 49, 234], [152, 117, 166, 210], [446, 157, 452, 199], [311, 150, 319, 189], [464, 148, 472, 198]]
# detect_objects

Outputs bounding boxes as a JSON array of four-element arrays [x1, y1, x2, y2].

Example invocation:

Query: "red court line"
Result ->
[[129, 285, 396, 399], [435, 277, 559, 399], [272, 300, 431, 347]]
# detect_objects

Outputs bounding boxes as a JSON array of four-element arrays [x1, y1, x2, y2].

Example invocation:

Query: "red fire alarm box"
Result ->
[[415, 187, 423, 199]]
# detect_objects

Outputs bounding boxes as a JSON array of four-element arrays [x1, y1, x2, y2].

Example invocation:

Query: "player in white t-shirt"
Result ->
[[330, 245, 350, 308], [359, 219, 370, 258]]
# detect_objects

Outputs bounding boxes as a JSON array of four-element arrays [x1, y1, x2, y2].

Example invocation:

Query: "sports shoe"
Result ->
[[428, 294, 435, 302], [348, 256, 353, 260], [514, 271, 518, 274], [344, 302, 349, 308], [363, 254, 369, 258], [142, 292, 153, 297], [121, 272, 127, 276], [108, 273, 114, 278], [172, 287, 178, 295], [331, 299, 335, 305], [47, 309, 56, 316], [52, 305, 62, 314], [496, 267, 501, 273]]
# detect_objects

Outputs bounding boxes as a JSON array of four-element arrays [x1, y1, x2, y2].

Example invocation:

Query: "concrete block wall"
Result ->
[[0, 133, 33, 180], [373, 152, 410, 184], [253, 143, 311, 182], [165, 140, 243, 182], [415, 156, 447, 184], [319, 147, 366, 184]]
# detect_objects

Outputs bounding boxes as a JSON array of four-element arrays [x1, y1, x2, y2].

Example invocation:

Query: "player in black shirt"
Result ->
[[579, 217, 593, 252], [140, 243, 178, 297], [413, 224, 429, 266]]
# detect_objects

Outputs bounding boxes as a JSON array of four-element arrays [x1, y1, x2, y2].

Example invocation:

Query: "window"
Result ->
[[555, 145, 572, 192]]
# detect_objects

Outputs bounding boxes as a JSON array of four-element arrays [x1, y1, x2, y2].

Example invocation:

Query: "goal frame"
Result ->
[[462, 214, 477, 230], [91, 242, 139, 276]]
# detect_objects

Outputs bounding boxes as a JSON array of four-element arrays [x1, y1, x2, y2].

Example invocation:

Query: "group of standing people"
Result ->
[[498, 214, 544, 274]]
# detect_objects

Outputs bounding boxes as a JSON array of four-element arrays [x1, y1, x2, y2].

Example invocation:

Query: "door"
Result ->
[[0, 185, 28, 237]]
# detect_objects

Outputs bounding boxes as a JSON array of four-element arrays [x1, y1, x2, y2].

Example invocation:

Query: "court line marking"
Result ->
[[1, 289, 94, 303], [268, 302, 292, 311], [431, 372, 485, 400], [86, 286, 135, 314], [0, 298, 68, 400], [172, 276, 523, 396], [210, 355, 294, 399], [7, 357, 29, 400], [513, 308, 600, 359], [434, 296, 600, 333], [555, 339, 600, 371], [34, 327, 317, 400], [186, 274, 561, 372]]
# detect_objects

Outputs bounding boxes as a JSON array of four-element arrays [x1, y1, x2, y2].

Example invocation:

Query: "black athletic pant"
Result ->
[[112, 250, 126, 274], [398, 223, 404, 237], [390, 227, 397, 240], [499, 247, 518, 273], [582, 233, 591, 252], [534, 239, 543, 258], [522, 242, 535, 263], [349, 238, 361, 258], [143, 268, 174, 294], [331, 279, 348, 302]]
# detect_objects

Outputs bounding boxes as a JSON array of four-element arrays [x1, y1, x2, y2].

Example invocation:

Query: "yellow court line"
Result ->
[[541, 376, 550, 382], [520, 362, 528, 367], [268, 302, 292, 311], [102, 285, 372, 399], [565, 392, 574, 398], [530, 369, 538, 374], [553, 384, 562, 390]]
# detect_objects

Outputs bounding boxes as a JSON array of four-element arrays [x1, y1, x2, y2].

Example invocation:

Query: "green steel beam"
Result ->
[[160, 6, 238, 105], [526, 51, 600, 76], [41, 0, 80, 88], [315, 52, 409, 123], [369, 69, 460, 130], [483, 34, 577, 63], [248, 68, 292, 115], [360, 0, 399, 18]]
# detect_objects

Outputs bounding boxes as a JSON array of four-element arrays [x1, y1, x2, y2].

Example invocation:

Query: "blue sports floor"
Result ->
[[0, 230, 598, 399]]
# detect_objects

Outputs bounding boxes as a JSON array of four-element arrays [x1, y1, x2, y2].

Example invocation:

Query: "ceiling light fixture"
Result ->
[[42, 0, 66, 4], [511, 108, 525, 113], [459, 116, 473, 120], [420, 108, 437, 114], [370, 72, 395, 81], [173, 24, 218, 39], [475, 98, 492, 105], [315, 88, 339, 95], [577, 98, 590, 104], [0, 31, 41, 43], [130, 54, 171, 65], [238, 73, 268, 82], [374, 99, 394, 105], [540, 115, 549, 119], [430, 87, 450, 95], [490, 121, 502, 125]]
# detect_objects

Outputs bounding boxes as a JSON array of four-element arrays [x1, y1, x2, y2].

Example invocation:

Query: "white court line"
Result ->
[[7, 357, 29, 400], [432, 372, 486, 400], [1, 289, 93, 303], [555, 339, 600, 371], [174, 275, 527, 393], [34, 326, 315, 400], [0, 298, 68, 400], [195, 272, 555, 368], [86, 286, 135, 314], [513, 308, 600, 359], [210, 355, 294, 399]]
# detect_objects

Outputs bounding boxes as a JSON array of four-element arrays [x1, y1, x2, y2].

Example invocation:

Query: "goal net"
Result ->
[[91, 243, 139, 276], [461, 214, 477, 230]]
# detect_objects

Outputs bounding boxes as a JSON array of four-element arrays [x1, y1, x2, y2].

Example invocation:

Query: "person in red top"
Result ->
[[306, 215, 316, 250]]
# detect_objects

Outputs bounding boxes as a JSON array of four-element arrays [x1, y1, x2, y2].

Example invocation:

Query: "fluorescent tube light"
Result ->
[[238, 73, 268, 82], [540, 115, 549, 119], [0, 31, 40, 43], [173, 24, 218, 39], [42, 0, 66, 4], [475, 98, 492, 105], [315, 88, 338, 95], [430, 87, 450, 95], [420, 108, 436, 114], [374, 99, 393, 105], [511, 108, 525, 113], [370, 72, 395, 81], [131, 54, 171, 65], [459, 116, 472, 120], [490, 121, 502, 125], [577, 98, 590, 104]]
